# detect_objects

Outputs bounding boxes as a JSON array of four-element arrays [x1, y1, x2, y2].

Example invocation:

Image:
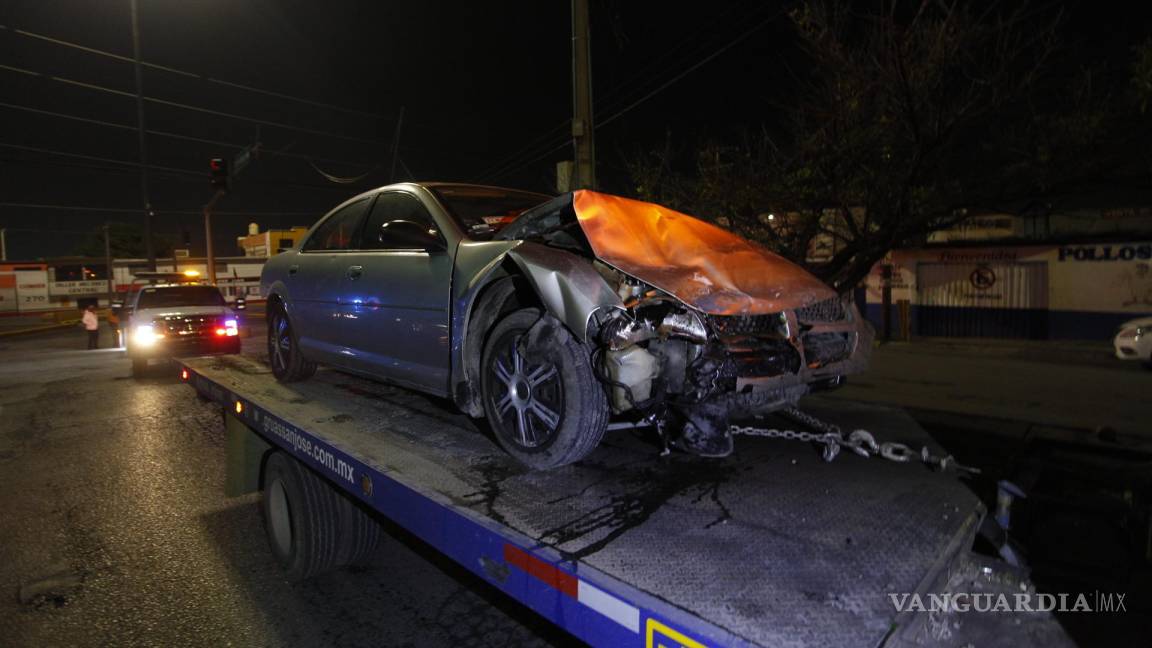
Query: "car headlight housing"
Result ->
[[134, 324, 162, 346]]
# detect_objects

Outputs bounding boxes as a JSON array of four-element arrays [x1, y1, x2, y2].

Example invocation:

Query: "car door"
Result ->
[[289, 196, 373, 363], [337, 191, 454, 395]]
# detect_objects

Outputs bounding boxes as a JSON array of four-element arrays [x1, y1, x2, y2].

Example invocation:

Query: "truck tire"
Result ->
[[480, 308, 609, 470], [261, 452, 381, 581], [337, 497, 382, 567], [268, 304, 316, 382]]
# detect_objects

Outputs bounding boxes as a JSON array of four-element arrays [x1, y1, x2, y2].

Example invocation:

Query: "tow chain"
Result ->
[[728, 406, 981, 474]]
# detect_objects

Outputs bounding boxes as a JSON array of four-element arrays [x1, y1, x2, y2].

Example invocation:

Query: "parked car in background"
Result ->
[[117, 277, 243, 377], [261, 183, 872, 469], [1113, 316, 1152, 368]]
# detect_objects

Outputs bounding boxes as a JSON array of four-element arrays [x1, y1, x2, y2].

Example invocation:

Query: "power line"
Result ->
[[474, 6, 777, 183], [3, 152, 360, 194], [0, 23, 391, 122], [0, 65, 473, 164], [0, 100, 374, 167], [477, 11, 780, 184], [0, 141, 200, 176], [473, 3, 772, 184], [0, 202, 321, 216], [0, 62, 381, 145], [596, 16, 776, 130]]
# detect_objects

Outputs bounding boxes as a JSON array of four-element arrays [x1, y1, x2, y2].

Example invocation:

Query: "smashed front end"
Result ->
[[498, 190, 873, 457], [592, 271, 872, 456]]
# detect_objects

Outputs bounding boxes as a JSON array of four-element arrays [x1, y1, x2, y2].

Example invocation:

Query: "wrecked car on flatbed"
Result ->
[[261, 183, 872, 468]]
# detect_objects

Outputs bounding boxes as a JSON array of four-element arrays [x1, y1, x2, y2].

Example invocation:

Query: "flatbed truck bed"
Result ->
[[181, 354, 1069, 647]]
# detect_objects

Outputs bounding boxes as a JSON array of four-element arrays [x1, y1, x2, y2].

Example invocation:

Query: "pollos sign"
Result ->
[[1058, 244, 1152, 262]]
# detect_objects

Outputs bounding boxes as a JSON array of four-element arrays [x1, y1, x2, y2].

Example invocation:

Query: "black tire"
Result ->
[[261, 452, 381, 580], [268, 303, 316, 382], [480, 308, 609, 469], [337, 497, 382, 567], [131, 357, 147, 378]]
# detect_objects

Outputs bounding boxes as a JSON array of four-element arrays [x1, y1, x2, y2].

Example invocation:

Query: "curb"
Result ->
[[0, 322, 79, 338], [901, 406, 1152, 456]]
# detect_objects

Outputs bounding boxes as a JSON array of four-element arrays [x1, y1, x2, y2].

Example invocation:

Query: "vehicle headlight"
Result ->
[[1137, 326, 1147, 338], [134, 324, 162, 346]]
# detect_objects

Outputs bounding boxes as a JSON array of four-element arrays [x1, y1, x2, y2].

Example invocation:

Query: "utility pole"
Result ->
[[103, 223, 114, 304], [204, 189, 225, 286], [0, 228, 6, 261], [129, 0, 155, 270], [203, 143, 256, 285], [571, 0, 596, 189]]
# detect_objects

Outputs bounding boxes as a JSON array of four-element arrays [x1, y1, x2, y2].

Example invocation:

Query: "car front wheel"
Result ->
[[268, 303, 316, 382], [480, 308, 609, 469]]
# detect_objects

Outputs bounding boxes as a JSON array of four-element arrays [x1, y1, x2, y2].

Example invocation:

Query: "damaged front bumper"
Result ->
[[594, 284, 873, 456]]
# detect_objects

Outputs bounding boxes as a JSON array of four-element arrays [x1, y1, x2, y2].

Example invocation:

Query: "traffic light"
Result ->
[[209, 157, 229, 191]]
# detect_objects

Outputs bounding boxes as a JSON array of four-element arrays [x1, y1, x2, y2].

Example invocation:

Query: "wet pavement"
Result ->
[[2, 325, 1148, 647], [0, 327, 566, 647], [826, 338, 1152, 439]]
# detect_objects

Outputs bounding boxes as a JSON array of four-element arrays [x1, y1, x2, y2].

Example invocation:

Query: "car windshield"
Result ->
[[136, 286, 225, 309], [428, 186, 551, 238]]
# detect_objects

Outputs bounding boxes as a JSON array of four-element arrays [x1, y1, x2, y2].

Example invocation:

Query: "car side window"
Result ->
[[360, 192, 441, 250], [302, 198, 371, 252]]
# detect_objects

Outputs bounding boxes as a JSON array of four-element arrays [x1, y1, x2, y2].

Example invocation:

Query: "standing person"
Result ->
[[82, 305, 99, 350]]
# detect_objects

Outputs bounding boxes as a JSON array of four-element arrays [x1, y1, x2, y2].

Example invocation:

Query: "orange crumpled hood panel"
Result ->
[[572, 190, 836, 315]]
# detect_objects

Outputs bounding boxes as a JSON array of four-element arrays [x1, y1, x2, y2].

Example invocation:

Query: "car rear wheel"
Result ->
[[480, 308, 609, 469], [268, 303, 316, 382]]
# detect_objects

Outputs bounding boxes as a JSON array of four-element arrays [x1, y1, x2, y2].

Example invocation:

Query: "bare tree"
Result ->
[[629, 0, 1062, 292]]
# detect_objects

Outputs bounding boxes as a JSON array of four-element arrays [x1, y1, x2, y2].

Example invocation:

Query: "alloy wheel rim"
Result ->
[[271, 315, 291, 371], [490, 335, 563, 449]]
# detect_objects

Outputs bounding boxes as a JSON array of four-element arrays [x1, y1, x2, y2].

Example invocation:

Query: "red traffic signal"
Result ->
[[210, 157, 229, 190]]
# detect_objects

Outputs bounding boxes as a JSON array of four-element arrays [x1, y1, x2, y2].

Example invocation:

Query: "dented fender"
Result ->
[[505, 241, 623, 342]]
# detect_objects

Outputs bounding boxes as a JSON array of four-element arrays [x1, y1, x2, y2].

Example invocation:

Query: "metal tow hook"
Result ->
[[821, 437, 841, 462], [847, 430, 879, 458], [879, 442, 917, 462]]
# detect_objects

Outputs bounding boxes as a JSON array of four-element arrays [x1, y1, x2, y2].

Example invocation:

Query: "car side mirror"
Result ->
[[234, 297, 247, 310], [378, 220, 445, 251]]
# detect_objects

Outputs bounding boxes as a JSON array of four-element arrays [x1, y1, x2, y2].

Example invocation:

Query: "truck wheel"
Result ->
[[131, 357, 147, 378], [262, 452, 380, 580], [480, 308, 609, 470], [337, 496, 382, 567], [268, 304, 315, 382]]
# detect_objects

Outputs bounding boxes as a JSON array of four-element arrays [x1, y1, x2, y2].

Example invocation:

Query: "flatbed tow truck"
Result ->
[[181, 354, 1071, 647]]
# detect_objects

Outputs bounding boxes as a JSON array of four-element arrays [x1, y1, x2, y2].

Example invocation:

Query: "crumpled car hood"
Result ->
[[571, 190, 836, 315]]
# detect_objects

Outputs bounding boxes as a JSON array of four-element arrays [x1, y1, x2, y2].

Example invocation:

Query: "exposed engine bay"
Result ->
[[487, 189, 874, 460], [585, 263, 872, 456]]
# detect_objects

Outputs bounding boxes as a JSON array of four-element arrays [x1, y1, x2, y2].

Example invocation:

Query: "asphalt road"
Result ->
[[826, 339, 1152, 439], [2, 324, 1148, 647], [0, 326, 568, 647]]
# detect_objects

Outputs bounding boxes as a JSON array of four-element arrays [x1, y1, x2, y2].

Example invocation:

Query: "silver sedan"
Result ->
[[261, 183, 872, 469]]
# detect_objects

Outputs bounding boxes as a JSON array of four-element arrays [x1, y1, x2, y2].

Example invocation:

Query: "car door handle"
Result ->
[[346, 265, 364, 280], [288, 264, 299, 276]]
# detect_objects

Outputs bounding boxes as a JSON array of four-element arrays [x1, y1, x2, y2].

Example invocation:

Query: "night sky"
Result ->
[[1, 0, 1148, 259]]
